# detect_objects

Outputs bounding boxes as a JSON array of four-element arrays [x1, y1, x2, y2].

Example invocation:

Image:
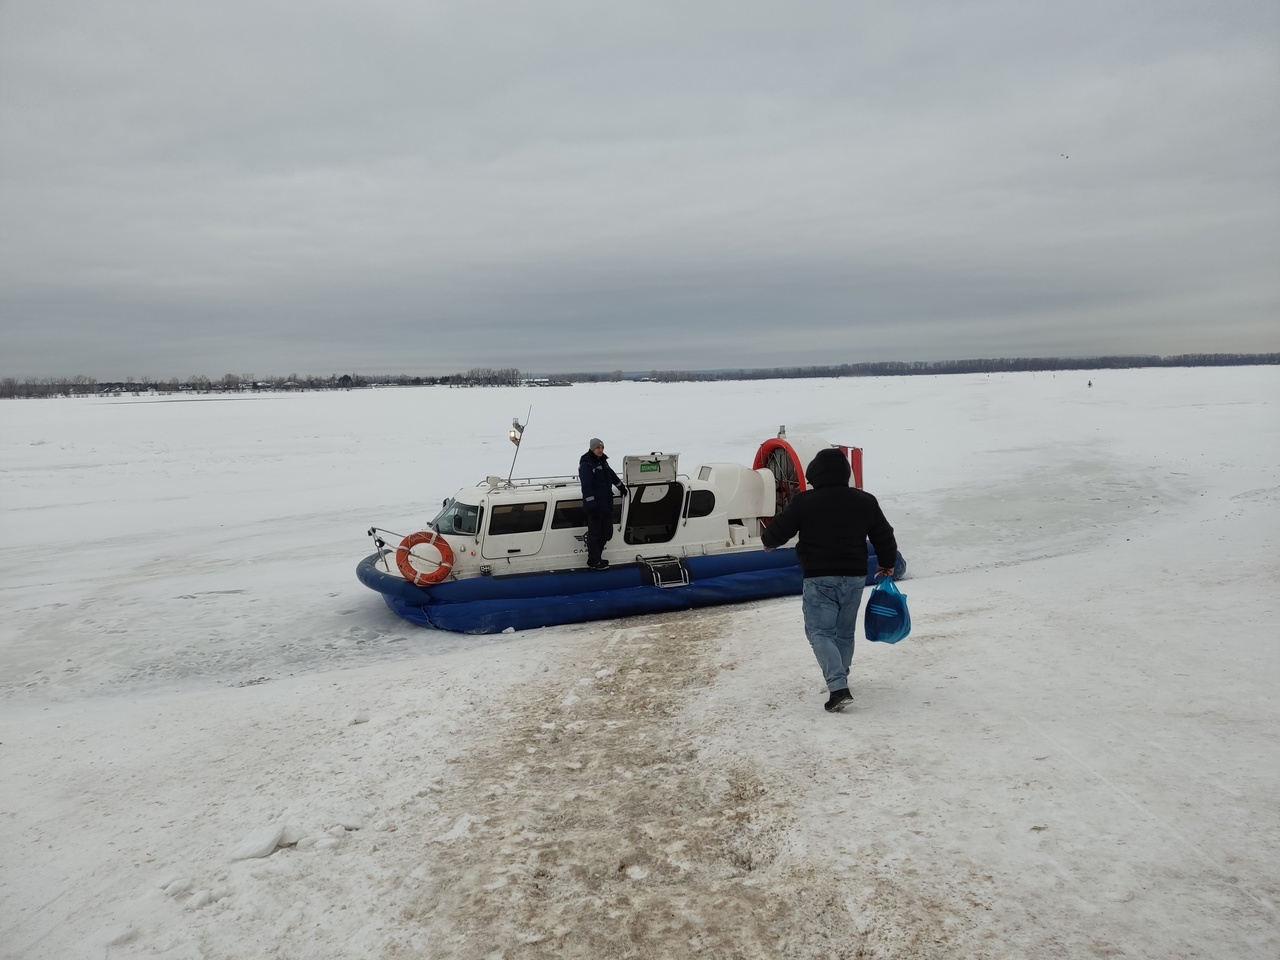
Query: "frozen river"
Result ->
[[1, 368, 1277, 959]]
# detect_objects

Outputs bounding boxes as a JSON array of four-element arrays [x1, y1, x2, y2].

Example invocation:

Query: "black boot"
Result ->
[[823, 688, 853, 712]]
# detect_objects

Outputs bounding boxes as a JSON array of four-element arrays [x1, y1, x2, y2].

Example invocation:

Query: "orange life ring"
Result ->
[[396, 530, 455, 586]]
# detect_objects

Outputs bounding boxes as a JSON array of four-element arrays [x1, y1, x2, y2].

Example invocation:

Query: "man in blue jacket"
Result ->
[[578, 438, 626, 570], [762, 447, 898, 712]]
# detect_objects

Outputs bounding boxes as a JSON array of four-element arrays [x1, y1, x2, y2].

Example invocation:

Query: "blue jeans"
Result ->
[[802, 576, 866, 693]]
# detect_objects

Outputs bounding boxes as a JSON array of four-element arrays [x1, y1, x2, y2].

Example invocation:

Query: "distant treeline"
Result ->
[[3, 354, 1276, 399], [0, 367, 524, 399], [550, 353, 1280, 383]]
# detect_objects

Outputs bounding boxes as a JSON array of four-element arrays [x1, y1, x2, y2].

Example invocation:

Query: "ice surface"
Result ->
[[1, 369, 1277, 959]]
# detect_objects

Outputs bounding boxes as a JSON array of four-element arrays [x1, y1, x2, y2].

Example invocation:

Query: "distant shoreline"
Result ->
[[3, 353, 1277, 399]]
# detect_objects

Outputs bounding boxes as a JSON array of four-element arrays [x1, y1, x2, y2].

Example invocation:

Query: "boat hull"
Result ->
[[356, 545, 905, 634]]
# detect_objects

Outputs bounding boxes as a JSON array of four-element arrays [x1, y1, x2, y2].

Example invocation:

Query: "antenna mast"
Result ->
[[506, 405, 532, 483]]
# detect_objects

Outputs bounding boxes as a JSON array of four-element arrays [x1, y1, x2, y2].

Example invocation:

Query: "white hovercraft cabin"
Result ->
[[357, 429, 905, 634]]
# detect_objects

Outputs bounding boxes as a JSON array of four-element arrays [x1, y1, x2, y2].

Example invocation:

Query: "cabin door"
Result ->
[[623, 482, 685, 545], [480, 498, 550, 561]]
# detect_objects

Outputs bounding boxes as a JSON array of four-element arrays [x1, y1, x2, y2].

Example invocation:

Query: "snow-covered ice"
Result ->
[[1, 368, 1277, 958]]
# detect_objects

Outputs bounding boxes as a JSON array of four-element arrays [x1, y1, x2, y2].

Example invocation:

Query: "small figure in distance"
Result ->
[[762, 448, 898, 713], [579, 438, 627, 570]]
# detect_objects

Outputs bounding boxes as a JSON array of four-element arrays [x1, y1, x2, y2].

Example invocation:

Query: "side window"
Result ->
[[552, 499, 586, 529], [686, 490, 715, 518], [553, 496, 622, 528], [488, 502, 547, 536]]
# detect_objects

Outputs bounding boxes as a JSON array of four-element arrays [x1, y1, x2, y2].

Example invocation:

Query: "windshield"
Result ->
[[430, 499, 482, 536]]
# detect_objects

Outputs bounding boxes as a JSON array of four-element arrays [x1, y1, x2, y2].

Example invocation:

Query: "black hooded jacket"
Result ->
[[579, 449, 623, 509], [760, 447, 897, 578]]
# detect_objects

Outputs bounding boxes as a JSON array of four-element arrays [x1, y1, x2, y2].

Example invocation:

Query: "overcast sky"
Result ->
[[2, 1, 1277, 379]]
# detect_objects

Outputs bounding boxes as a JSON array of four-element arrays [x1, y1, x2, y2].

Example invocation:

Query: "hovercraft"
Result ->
[[357, 427, 906, 634]]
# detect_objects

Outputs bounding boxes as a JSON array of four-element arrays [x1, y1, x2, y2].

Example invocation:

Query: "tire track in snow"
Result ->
[[396, 609, 873, 959]]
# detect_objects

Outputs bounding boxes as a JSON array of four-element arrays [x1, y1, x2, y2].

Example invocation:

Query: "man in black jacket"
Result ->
[[578, 438, 626, 570], [762, 447, 898, 712]]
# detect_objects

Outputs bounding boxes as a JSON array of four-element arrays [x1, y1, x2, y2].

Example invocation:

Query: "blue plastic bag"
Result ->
[[864, 578, 911, 643]]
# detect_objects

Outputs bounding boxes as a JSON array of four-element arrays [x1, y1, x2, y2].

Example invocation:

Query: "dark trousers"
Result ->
[[585, 505, 613, 564]]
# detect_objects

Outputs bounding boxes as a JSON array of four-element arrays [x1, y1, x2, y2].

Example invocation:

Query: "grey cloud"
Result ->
[[1, 1, 1277, 378]]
